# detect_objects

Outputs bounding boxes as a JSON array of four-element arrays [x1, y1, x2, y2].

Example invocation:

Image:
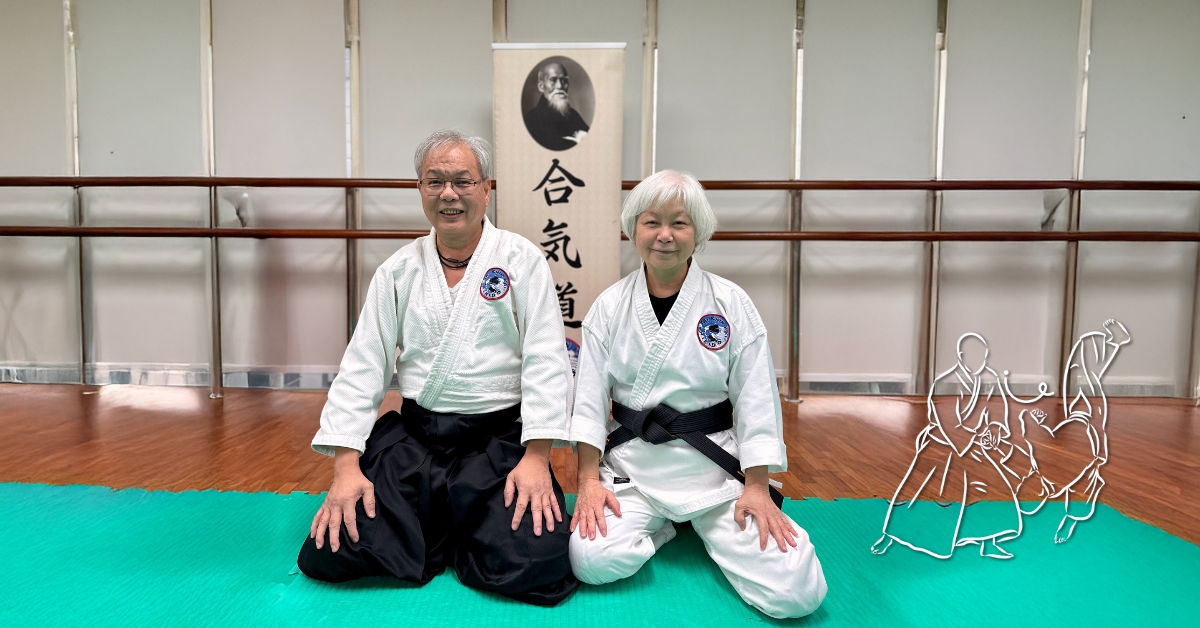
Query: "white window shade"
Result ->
[[799, 0, 936, 391], [0, 0, 70, 177], [935, 0, 1080, 392], [212, 0, 346, 178], [0, 1, 76, 382], [212, 0, 349, 384], [1076, 0, 1200, 395], [75, 0, 206, 177], [0, 191, 79, 382], [71, 0, 212, 385]]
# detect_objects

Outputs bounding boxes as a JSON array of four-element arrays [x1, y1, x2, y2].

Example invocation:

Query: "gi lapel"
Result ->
[[421, 228, 451, 339], [627, 262, 703, 409], [416, 219, 501, 408]]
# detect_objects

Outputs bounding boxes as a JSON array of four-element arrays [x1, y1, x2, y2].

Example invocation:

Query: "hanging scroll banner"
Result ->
[[493, 43, 625, 366]]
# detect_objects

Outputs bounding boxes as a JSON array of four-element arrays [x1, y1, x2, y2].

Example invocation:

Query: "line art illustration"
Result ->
[[871, 320, 1131, 559]]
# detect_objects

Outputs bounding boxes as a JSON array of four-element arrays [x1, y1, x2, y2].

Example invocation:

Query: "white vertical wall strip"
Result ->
[[656, 0, 795, 370], [75, 0, 206, 177], [0, 0, 79, 382], [73, 0, 211, 385], [212, 0, 348, 386], [799, 0, 935, 391], [0, 0, 71, 176], [936, 0, 1080, 391], [1076, 0, 1200, 395]]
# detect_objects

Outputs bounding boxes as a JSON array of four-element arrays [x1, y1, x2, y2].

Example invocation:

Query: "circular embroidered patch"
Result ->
[[565, 338, 581, 375], [480, 267, 510, 300], [696, 314, 731, 350]]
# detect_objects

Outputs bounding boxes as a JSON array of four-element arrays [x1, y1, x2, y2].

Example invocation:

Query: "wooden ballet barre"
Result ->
[[1, 176, 1199, 192], [4, 225, 1200, 242]]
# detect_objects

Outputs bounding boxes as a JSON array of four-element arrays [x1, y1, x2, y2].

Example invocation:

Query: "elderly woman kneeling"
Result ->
[[567, 170, 827, 618]]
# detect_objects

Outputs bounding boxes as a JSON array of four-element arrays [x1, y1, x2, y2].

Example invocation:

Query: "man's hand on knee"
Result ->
[[310, 446, 376, 552], [505, 439, 561, 536]]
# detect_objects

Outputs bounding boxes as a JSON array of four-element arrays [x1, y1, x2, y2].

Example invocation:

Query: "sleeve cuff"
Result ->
[[311, 434, 367, 457], [738, 439, 786, 473], [520, 427, 571, 446], [569, 419, 610, 452]]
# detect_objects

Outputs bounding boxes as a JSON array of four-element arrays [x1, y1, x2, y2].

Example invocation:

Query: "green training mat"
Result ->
[[2, 483, 1197, 627]]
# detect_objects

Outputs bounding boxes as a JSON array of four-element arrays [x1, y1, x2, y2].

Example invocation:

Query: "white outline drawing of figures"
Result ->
[[1014, 319, 1131, 543], [871, 321, 1129, 560], [872, 334, 1040, 559]]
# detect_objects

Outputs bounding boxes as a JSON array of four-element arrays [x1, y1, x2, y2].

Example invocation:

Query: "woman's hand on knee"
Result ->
[[735, 467, 798, 552], [571, 477, 621, 540], [310, 447, 375, 553]]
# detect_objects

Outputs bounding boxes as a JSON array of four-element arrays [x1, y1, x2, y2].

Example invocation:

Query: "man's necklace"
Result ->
[[436, 242, 472, 269]]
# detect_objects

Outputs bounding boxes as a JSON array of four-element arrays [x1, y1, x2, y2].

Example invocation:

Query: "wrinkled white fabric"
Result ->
[[569, 262, 826, 618], [569, 487, 827, 619], [571, 262, 786, 517], [313, 218, 572, 455]]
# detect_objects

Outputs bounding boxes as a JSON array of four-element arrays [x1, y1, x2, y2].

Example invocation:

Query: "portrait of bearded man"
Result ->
[[523, 61, 591, 151]]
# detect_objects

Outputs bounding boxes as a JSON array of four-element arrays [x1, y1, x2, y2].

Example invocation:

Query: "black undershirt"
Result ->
[[648, 291, 679, 325]]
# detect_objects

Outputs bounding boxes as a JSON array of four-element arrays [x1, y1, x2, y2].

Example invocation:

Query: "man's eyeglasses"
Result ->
[[418, 178, 483, 194]]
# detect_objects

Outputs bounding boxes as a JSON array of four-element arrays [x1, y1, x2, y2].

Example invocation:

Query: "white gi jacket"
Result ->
[[571, 262, 786, 517], [312, 219, 572, 455]]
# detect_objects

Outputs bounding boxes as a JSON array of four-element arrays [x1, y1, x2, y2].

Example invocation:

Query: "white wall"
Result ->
[[74, 0, 211, 384], [1076, 0, 1200, 395], [935, 0, 1080, 390], [0, 0, 71, 176], [212, 0, 349, 382], [0, 0, 78, 381], [3, 0, 1200, 395], [799, 0, 936, 391]]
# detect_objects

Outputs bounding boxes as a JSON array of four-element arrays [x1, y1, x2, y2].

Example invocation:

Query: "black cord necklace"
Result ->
[[436, 242, 472, 269]]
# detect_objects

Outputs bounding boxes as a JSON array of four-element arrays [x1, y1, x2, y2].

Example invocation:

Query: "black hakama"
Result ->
[[297, 398, 578, 606]]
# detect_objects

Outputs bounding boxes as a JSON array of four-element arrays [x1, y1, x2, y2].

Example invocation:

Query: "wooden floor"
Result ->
[[2, 383, 1197, 544]]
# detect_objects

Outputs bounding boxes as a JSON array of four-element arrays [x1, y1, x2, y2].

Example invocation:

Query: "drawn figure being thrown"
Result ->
[[1016, 319, 1130, 543], [871, 334, 1035, 559]]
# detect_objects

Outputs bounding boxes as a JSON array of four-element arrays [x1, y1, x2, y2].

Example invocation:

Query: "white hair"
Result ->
[[413, 130, 493, 180], [537, 62, 567, 85], [620, 170, 718, 250]]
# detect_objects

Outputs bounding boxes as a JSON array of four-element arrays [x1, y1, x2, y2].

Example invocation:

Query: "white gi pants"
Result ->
[[569, 489, 828, 619]]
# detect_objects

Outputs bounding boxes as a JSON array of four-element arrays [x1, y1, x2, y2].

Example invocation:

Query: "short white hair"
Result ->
[[537, 62, 567, 84], [413, 130, 493, 180], [621, 170, 717, 250]]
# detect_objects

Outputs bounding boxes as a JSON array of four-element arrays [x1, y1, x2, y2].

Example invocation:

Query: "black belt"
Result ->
[[606, 400, 783, 507], [365, 398, 521, 463]]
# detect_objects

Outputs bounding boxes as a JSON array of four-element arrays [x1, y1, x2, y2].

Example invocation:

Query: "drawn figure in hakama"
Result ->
[[872, 333, 1033, 559], [1016, 319, 1130, 543]]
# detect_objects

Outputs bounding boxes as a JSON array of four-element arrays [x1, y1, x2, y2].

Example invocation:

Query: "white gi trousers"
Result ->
[[569, 488, 827, 619]]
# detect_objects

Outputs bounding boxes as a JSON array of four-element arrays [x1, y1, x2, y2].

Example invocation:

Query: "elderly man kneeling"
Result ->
[[568, 170, 827, 618], [297, 130, 577, 605]]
